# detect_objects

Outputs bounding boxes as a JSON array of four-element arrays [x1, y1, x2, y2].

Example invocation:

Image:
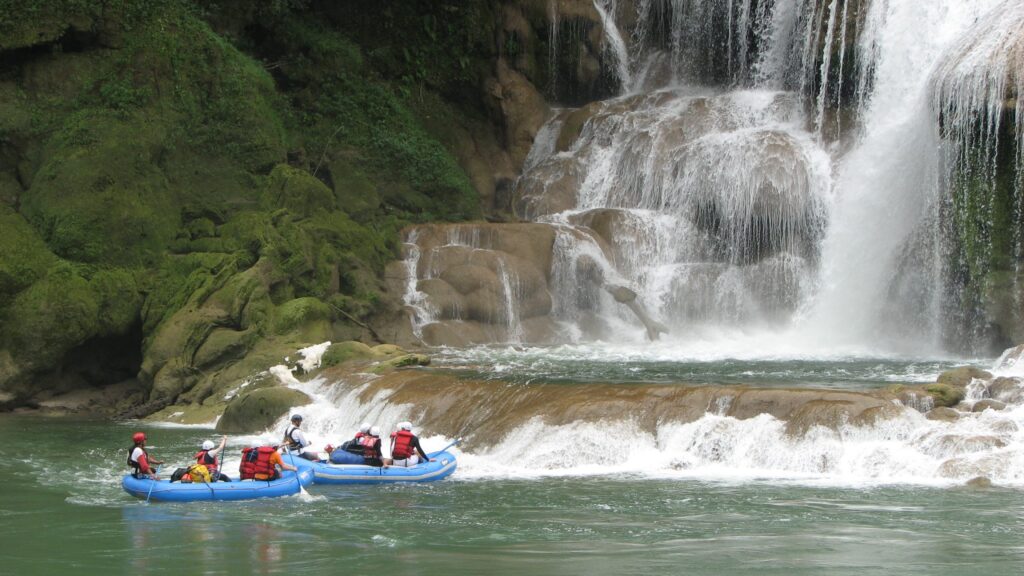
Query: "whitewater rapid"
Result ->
[[232, 346, 1024, 489]]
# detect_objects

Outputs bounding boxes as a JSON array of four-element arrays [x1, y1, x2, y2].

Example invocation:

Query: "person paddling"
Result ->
[[127, 432, 164, 480], [195, 436, 230, 482], [283, 414, 319, 461], [385, 422, 435, 467]]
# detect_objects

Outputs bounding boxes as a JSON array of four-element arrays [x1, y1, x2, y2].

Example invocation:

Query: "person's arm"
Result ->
[[414, 437, 434, 462], [138, 452, 158, 479], [211, 435, 227, 458], [272, 452, 298, 472]]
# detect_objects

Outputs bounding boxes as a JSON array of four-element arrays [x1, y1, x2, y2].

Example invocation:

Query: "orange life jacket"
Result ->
[[239, 446, 277, 480], [358, 435, 381, 459], [195, 449, 219, 473], [390, 430, 415, 460]]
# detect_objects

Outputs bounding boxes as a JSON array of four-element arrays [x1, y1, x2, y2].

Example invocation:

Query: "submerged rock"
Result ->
[[965, 476, 993, 489]]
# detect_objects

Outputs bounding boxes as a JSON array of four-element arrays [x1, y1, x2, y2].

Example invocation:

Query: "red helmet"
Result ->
[[132, 432, 146, 443]]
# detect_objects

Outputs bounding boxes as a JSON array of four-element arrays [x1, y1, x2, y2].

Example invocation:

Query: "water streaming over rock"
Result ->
[[261, 351, 1024, 487], [402, 0, 1022, 352]]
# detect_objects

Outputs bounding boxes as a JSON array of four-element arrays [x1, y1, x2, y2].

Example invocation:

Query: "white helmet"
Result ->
[[202, 440, 215, 451], [370, 426, 381, 436], [360, 422, 371, 433], [399, 421, 413, 431]]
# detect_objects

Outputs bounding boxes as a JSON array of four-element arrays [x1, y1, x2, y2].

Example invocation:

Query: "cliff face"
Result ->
[[0, 0, 525, 411]]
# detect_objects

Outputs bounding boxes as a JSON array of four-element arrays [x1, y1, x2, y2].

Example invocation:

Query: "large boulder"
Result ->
[[936, 367, 993, 387], [216, 386, 311, 434]]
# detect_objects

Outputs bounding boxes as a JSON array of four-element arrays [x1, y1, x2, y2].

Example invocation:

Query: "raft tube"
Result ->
[[304, 451, 457, 485], [121, 467, 314, 502]]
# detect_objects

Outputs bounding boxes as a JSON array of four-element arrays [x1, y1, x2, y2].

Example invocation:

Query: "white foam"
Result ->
[[270, 365, 301, 386], [252, 366, 1024, 488], [297, 341, 332, 372]]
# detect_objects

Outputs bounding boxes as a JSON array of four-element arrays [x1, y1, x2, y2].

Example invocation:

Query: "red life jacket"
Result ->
[[127, 446, 148, 476], [239, 446, 277, 480], [391, 430, 415, 459], [195, 449, 218, 473], [358, 435, 381, 459], [354, 432, 366, 440]]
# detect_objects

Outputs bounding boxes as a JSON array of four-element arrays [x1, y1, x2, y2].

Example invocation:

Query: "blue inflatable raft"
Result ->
[[121, 466, 314, 502], [298, 450, 458, 485]]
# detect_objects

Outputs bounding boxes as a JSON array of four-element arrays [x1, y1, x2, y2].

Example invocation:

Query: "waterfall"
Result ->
[[401, 229, 435, 340], [399, 0, 1023, 351], [593, 0, 633, 91], [803, 0, 1010, 351]]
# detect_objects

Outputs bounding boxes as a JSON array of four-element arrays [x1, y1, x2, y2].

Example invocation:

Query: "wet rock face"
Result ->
[[401, 223, 559, 346]]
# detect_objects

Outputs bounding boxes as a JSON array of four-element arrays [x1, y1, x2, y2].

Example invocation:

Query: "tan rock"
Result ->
[[491, 60, 550, 170], [925, 407, 961, 422], [971, 399, 1007, 412]]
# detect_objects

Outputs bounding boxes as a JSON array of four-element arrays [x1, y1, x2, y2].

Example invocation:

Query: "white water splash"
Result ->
[[297, 341, 331, 372]]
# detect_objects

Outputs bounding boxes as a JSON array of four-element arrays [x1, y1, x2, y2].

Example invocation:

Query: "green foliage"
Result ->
[[262, 164, 334, 217], [272, 296, 329, 335], [0, 208, 55, 305], [2, 261, 142, 365], [0, 0, 487, 403]]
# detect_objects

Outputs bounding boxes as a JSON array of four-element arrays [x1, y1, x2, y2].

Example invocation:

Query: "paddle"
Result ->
[[144, 466, 162, 503], [282, 449, 309, 496], [428, 438, 462, 459]]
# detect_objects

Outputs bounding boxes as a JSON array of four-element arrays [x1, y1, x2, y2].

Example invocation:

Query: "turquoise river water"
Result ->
[[3, 375, 1024, 576]]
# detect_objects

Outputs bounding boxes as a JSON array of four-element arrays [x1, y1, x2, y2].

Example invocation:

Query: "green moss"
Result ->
[[1, 0, 489, 408], [272, 296, 330, 335], [3, 261, 142, 367], [262, 164, 334, 217], [320, 340, 375, 367], [0, 208, 55, 304], [924, 383, 966, 408], [216, 385, 311, 434]]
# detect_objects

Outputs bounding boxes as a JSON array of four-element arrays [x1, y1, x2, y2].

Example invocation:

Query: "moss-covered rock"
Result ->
[[273, 297, 331, 336], [321, 340, 376, 367], [0, 208, 55, 305], [0, 0, 507, 413], [937, 367, 993, 387], [924, 383, 966, 408], [262, 164, 335, 218], [216, 386, 311, 434]]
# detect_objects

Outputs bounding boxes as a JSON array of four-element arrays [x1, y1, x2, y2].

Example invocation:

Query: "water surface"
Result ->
[[3, 416, 1022, 575]]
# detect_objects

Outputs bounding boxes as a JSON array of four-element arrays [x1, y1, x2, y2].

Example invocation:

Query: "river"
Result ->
[[3, 351, 1023, 576]]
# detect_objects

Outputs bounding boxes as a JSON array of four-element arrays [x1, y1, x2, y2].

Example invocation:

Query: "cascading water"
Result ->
[[400, 0, 1022, 355], [255, 346, 1024, 487]]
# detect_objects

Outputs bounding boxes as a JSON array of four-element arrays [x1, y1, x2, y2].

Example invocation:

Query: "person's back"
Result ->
[[195, 436, 230, 481], [388, 422, 429, 467], [240, 446, 281, 481], [359, 426, 383, 467]]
